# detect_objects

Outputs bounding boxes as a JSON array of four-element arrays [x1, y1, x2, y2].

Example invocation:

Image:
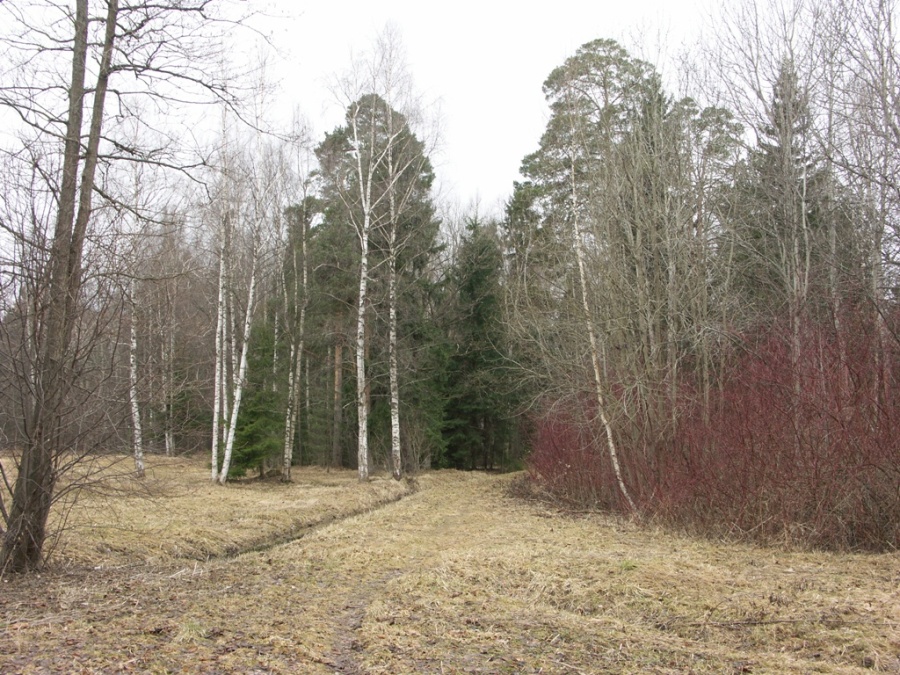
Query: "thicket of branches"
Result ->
[[517, 0, 900, 551]]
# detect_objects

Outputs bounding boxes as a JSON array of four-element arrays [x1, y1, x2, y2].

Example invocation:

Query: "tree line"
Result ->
[[0, 5, 519, 572], [1, 0, 898, 572], [513, 1, 899, 550]]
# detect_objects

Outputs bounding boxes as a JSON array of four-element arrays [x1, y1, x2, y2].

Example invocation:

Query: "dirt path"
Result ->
[[1, 471, 898, 674]]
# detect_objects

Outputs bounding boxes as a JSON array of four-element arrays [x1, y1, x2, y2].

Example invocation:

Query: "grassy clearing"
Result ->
[[0, 459, 897, 673], [44, 456, 411, 568], [361, 476, 898, 673]]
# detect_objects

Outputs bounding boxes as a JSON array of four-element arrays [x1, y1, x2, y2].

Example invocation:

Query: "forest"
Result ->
[[0, 0, 899, 578]]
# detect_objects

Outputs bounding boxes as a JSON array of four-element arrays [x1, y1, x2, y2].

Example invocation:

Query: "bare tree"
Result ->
[[280, 134, 315, 482], [211, 124, 287, 484], [544, 48, 651, 512], [0, 0, 251, 572], [821, 0, 900, 401], [505, 37, 747, 510], [375, 29, 437, 481]]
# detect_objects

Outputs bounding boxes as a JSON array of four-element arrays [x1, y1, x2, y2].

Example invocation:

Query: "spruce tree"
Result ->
[[443, 218, 515, 470]]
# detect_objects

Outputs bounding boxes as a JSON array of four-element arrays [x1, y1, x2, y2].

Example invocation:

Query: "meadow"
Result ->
[[1, 457, 897, 673]]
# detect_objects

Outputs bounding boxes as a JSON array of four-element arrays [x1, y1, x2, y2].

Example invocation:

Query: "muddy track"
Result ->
[[327, 571, 403, 674]]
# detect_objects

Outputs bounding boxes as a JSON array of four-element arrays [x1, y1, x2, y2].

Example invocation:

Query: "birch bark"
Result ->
[[211, 214, 228, 481], [129, 279, 145, 478], [218, 256, 258, 484], [570, 175, 639, 515], [386, 118, 403, 480], [564, 84, 638, 513], [163, 310, 175, 457], [282, 209, 308, 481], [349, 104, 377, 481]]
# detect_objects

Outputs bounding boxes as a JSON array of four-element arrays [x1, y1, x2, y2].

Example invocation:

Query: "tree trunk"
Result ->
[[164, 320, 175, 457], [355, 240, 370, 481], [282, 210, 309, 481], [569, 152, 638, 515], [218, 258, 258, 484], [211, 215, 229, 481], [129, 280, 145, 478], [388, 255, 402, 480], [280, 246, 296, 481], [386, 144, 402, 480], [283, 305, 306, 480], [385, 100, 403, 481], [1, 0, 118, 573], [282, 344, 298, 480], [349, 107, 375, 482], [272, 309, 280, 392], [332, 340, 344, 468]]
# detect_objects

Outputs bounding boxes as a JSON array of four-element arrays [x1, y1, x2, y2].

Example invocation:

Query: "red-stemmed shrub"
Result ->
[[526, 309, 900, 551]]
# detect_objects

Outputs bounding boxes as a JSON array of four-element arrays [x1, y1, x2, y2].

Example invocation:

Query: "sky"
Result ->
[[243, 1, 707, 215]]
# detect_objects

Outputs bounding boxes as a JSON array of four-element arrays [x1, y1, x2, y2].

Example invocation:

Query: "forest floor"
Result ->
[[0, 456, 898, 674]]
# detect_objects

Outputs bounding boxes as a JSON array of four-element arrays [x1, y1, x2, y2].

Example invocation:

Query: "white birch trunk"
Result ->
[[282, 342, 298, 480], [272, 309, 280, 392], [164, 325, 175, 456], [282, 211, 309, 480], [388, 255, 401, 480], [569, 153, 638, 514], [341, 76, 426, 480], [355, 236, 370, 481], [128, 279, 145, 478], [227, 260, 238, 406], [220, 302, 231, 455], [290, 273, 307, 472], [218, 256, 258, 484], [210, 218, 228, 481], [281, 245, 297, 481], [350, 109, 375, 482], [386, 111, 403, 481]]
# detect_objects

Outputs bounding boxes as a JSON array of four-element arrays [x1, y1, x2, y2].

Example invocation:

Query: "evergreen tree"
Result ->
[[314, 94, 440, 475], [229, 316, 285, 479], [731, 59, 818, 319], [443, 218, 515, 469]]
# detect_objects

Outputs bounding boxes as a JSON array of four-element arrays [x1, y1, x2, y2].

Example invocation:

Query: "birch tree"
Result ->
[[821, 0, 900, 404], [375, 31, 437, 481], [552, 58, 639, 512], [281, 193, 314, 482], [211, 130, 286, 484], [506, 38, 745, 508], [127, 277, 145, 478], [324, 29, 438, 480]]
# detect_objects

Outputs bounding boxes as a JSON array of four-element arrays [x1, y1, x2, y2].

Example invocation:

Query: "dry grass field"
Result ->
[[0, 456, 897, 673]]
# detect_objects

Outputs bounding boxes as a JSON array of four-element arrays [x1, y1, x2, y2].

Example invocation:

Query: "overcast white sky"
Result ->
[[253, 0, 709, 215]]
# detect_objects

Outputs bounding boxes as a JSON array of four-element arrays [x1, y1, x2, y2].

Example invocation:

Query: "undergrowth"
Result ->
[[527, 313, 900, 551]]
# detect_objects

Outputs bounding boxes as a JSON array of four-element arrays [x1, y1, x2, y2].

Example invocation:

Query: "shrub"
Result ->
[[526, 311, 900, 551]]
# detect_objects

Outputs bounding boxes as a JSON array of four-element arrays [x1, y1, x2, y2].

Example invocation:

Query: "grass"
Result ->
[[45, 455, 411, 567], [0, 456, 897, 673]]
